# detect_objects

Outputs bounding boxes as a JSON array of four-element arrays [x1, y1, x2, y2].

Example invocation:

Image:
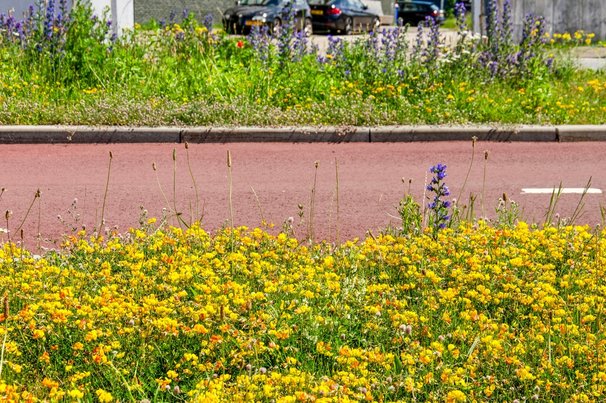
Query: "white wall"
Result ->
[[91, 0, 134, 35]]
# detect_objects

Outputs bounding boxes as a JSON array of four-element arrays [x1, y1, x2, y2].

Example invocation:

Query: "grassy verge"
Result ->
[[0, 1, 605, 126]]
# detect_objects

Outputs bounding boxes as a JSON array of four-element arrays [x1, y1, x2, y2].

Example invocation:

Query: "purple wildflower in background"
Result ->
[[427, 163, 451, 234], [454, 2, 466, 33], [425, 15, 441, 64], [59, 0, 68, 16], [380, 27, 397, 64], [276, 5, 296, 63], [203, 13, 213, 33], [248, 25, 271, 62], [486, 0, 498, 46], [291, 30, 309, 62], [501, 0, 512, 47], [44, 0, 55, 39], [326, 35, 344, 62], [15, 21, 25, 43], [411, 20, 424, 62], [364, 27, 379, 58], [488, 60, 499, 76]]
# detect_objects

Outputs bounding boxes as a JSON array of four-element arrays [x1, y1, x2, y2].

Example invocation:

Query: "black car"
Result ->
[[395, 1, 444, 26], [308, 0, 380, 35], [223, 0, 313, 35]]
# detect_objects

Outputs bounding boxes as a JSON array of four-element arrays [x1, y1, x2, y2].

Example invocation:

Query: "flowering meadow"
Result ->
[[0, 0, 605, 126], [0, 218, 605, 401]]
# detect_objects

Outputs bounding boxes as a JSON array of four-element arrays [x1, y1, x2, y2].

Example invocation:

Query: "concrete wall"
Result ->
[[134, 0, 227, 25], [512, 0, 606, 41], [0, 0, 35, 18]]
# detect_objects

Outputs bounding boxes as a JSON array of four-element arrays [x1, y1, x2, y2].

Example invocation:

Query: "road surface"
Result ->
[[0, 141, 605, 250]]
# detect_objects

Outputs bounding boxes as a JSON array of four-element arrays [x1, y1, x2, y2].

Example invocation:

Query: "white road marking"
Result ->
[[521, 188, 603, 195]]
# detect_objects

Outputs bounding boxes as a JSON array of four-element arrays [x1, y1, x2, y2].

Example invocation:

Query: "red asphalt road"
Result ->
[[1, 141, 605, 250]]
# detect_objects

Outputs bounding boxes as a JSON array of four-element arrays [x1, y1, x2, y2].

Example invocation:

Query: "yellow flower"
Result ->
[[68, 389, 84, 399], [39, 351, 50, 364], [96, 389, 113, 402], [446, 389, 467, 402]]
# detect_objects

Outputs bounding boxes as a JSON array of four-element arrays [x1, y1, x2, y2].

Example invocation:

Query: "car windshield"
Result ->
[[237, 0, 285, 5], [307, 0, 333, 5]]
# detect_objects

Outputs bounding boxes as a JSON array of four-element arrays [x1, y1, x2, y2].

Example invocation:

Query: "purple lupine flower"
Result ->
[[488, 60, 499, 76], [44, 0, 55, 39], [425, 15, 441, 64], [427, 164, 451, 235], [203, 13, 213, 33], [381, 26, 398, 64], [501, 0, 512, 47], [15, 21, 25, 43], [454, 2, 466, 33], [364, 26, 380, 57], [276, 4, 296, 63], [411, 20, 424, 63], [326, 35, 344, 62], [248, 25, 271, 62], [486, 0, 498, 45], [59, 0, 68, 15]]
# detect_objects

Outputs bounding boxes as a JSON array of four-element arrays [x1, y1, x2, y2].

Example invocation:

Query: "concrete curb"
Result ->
[[182, 126, 370, 143], [557, 125, 606, 142], [370, 125, 558, 142], [0, 125, 605, 143], [0, 126, 180, 144]]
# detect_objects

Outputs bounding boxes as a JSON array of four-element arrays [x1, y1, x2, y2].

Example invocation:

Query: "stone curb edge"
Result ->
[[0, 125, 604, 143]]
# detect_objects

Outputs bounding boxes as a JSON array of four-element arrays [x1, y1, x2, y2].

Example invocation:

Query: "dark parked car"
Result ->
[[395, 1, 444, 26], [308, 0, 380, 35], [223, 0, 313, 35]]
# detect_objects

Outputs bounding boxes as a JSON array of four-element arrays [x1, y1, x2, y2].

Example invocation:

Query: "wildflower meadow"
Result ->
[[1, 1, 606, 401], [0, 0, 605, 126], [1, 214, 606, 401]]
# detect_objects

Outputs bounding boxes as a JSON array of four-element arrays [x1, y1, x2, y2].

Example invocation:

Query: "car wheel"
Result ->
[[303, 17, 313, 37], [371, 17, 380, 32], [272, 18, 282, 35], [344, 17, 353, 35]]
